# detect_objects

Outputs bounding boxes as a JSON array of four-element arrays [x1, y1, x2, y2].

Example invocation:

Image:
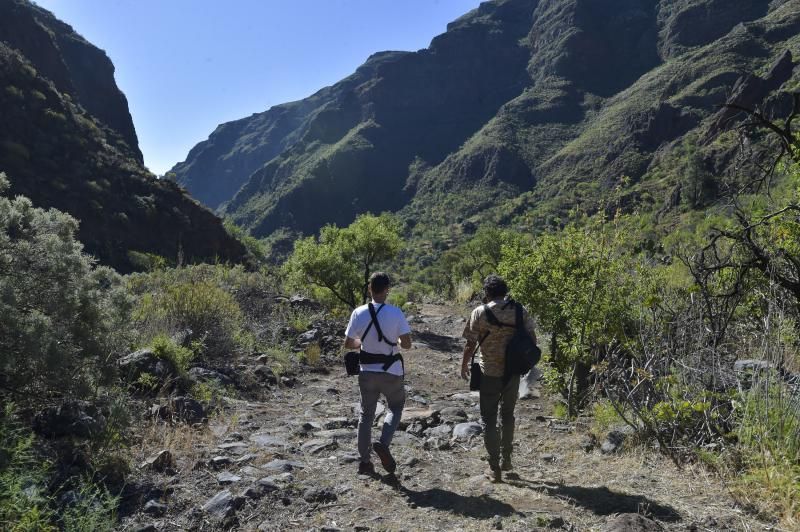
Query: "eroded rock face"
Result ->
[[0, 0, 141, 160]]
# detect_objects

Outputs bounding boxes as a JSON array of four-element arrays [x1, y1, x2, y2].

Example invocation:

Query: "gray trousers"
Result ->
[[480, 374, 520, 468], [357, 371, 405, 463]]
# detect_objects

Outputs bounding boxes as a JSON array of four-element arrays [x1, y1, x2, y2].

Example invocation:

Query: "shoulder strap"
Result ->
[[514, 301, 523, 329], [483, 304, 514, 328], [365, 303, 396, 347], [363, 303, 385, 339]]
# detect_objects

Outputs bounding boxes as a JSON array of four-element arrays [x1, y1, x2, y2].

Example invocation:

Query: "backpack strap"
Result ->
[[363, 303, 385, 340], [366, 303, 397, 347], [483, 304, 515, 328]]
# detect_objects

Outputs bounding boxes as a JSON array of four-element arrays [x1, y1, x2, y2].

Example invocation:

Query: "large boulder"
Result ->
[[33, 401, 107, 439], [119, 349, 177, 384]]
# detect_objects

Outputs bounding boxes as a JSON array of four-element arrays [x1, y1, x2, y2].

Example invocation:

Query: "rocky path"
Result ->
[[125, 304, 769, 532]]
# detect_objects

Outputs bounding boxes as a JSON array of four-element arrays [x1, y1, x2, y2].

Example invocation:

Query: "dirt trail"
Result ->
[[125, 303, 768, 531]]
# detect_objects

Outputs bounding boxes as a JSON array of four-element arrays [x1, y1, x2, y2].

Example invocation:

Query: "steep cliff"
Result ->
[[0, 1, 247, 272]]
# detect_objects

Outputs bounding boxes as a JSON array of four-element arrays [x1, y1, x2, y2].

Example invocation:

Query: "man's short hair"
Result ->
[[369, 271, 390, 294], [483, 274, 508, 300]]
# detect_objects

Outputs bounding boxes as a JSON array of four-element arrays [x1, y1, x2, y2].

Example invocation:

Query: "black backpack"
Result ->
[[484, 300, 541, 377]]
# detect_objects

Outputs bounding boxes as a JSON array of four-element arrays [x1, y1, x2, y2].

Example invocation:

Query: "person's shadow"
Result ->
[[503, 474, 681, 521], [380, 474, 518, 519]]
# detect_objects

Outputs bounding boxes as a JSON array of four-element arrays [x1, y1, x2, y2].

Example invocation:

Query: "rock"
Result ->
[[404, 457, 420, 467], [132, 525, 157, 532], [249, 433, 289, 449], [217, 442, 249, 455], [323, 417, 351, 430], [406, 421, 425, 436], [217, 472, 242, 485], [239, 466, 263, 477], [579, 436, 596, 452], [492, 514, 503, 529], [257, 478, 280, 493], [170, 396, 206, 424], [338, 452, 360, 464], [210, 456, 233, 469], [518, 368, 543, 399], [140, 450, 174, 472], [253, 365, 278, 385], [734, 359, 773, 372], [201, 489, 243, 518], [142, 499, 167, 516], [235, 454, 256, 464], [548, 517, 566, 528], [540, 453, 559, 463], [187, 367, 233, 387], [262, 459, 304, 472], [118, 348, 177, 384], [281, 376, 298, 387], [603, 513, 664, 531], [439, 407, 467, 422], [301, 439, 337, 454], [452, 422, 482, 441], [289, 294, 321, 310], [303, 487, 337, 503], [297, 329, 319, 344], [424, 424, 453, 438], [601, 429, 631, 454], [33, 401, 107, 439], [424, 437, 451, 451]]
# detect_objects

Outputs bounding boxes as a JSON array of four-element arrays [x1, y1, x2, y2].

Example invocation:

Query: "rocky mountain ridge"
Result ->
[[0, 0, 246, 271], [170, 0, 800, 245]]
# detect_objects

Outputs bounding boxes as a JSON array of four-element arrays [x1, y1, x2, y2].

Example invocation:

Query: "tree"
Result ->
[[0, 172, 132, 403], [284, 213, 403, 309], [499, 220, 637, 414]]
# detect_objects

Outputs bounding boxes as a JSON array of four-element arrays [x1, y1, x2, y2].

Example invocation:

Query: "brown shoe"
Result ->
[[372, 441, 397, 473], [357, 461, 375, 475], [485, 467, 502, 483]]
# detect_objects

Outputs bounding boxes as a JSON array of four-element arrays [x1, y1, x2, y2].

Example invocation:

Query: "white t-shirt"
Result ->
[[345, 300, 411, 376]]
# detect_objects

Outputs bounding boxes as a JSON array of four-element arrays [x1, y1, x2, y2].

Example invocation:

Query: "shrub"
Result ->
[[0, 173, 133, 402], [133, 280, 242, 359], [150, 334, 195, 375]]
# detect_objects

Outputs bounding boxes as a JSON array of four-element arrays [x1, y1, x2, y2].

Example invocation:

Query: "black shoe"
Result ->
[[501, 457, 513, 471], [372, 441, 397, 473], [357, 461, 375, 475], [485, 466, 502, 483]]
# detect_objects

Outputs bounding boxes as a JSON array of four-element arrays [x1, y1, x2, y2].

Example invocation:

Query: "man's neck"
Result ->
[[371, 298, 386, 305]]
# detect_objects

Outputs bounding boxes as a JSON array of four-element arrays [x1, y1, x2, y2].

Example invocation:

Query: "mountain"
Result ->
[[0, 0, 246, 272], [171, 0, 800, 242]]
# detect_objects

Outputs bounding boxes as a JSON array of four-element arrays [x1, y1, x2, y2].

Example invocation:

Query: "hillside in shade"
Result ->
[[0, 0, 246, 271], [170, 0, 800, 248]]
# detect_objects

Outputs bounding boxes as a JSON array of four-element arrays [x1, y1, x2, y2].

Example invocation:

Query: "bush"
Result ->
[[0, 173, 133, 402], [150, 334, 194, 375], [133, 280, 242, 359]]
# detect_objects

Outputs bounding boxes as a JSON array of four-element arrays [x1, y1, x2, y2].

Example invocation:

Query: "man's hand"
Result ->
[[460, 359, 470, 381]]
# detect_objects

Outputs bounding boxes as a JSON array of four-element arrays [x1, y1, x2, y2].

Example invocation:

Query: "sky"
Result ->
[[33, 0, 482, 175]]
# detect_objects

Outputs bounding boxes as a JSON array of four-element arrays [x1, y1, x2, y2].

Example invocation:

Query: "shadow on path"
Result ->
[[413, 331, 462, 352], [380, 475, 517, 519], [504, 476, 681, 521]]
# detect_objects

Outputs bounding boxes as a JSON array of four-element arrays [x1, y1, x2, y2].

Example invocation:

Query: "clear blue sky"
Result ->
[[34, 0, 482, 175]]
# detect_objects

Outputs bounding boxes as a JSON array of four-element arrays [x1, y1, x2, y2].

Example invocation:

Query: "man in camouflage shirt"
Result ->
[[461, 274, 537, 482]]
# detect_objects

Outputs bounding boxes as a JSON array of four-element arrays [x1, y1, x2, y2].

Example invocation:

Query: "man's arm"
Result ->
[[344, 336, 361, 349], [460, 339, 477, 380], [399, 333, 411, 350]]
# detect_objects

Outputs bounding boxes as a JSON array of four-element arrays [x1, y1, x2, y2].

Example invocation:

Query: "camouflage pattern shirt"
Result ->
[[462, 298, 537, 378]]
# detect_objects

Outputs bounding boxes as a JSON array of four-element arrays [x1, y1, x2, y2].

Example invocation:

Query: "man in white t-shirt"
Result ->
[[344, 272, 412, 475]]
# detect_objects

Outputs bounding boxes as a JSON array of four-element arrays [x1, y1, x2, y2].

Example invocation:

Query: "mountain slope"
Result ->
[[172, 0, 800, 242], [0, 1, 246, 272]]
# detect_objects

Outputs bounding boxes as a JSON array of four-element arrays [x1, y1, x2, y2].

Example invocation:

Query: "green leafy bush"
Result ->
[[0, 173, 133, 401], [133, 280, 242, 359]]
